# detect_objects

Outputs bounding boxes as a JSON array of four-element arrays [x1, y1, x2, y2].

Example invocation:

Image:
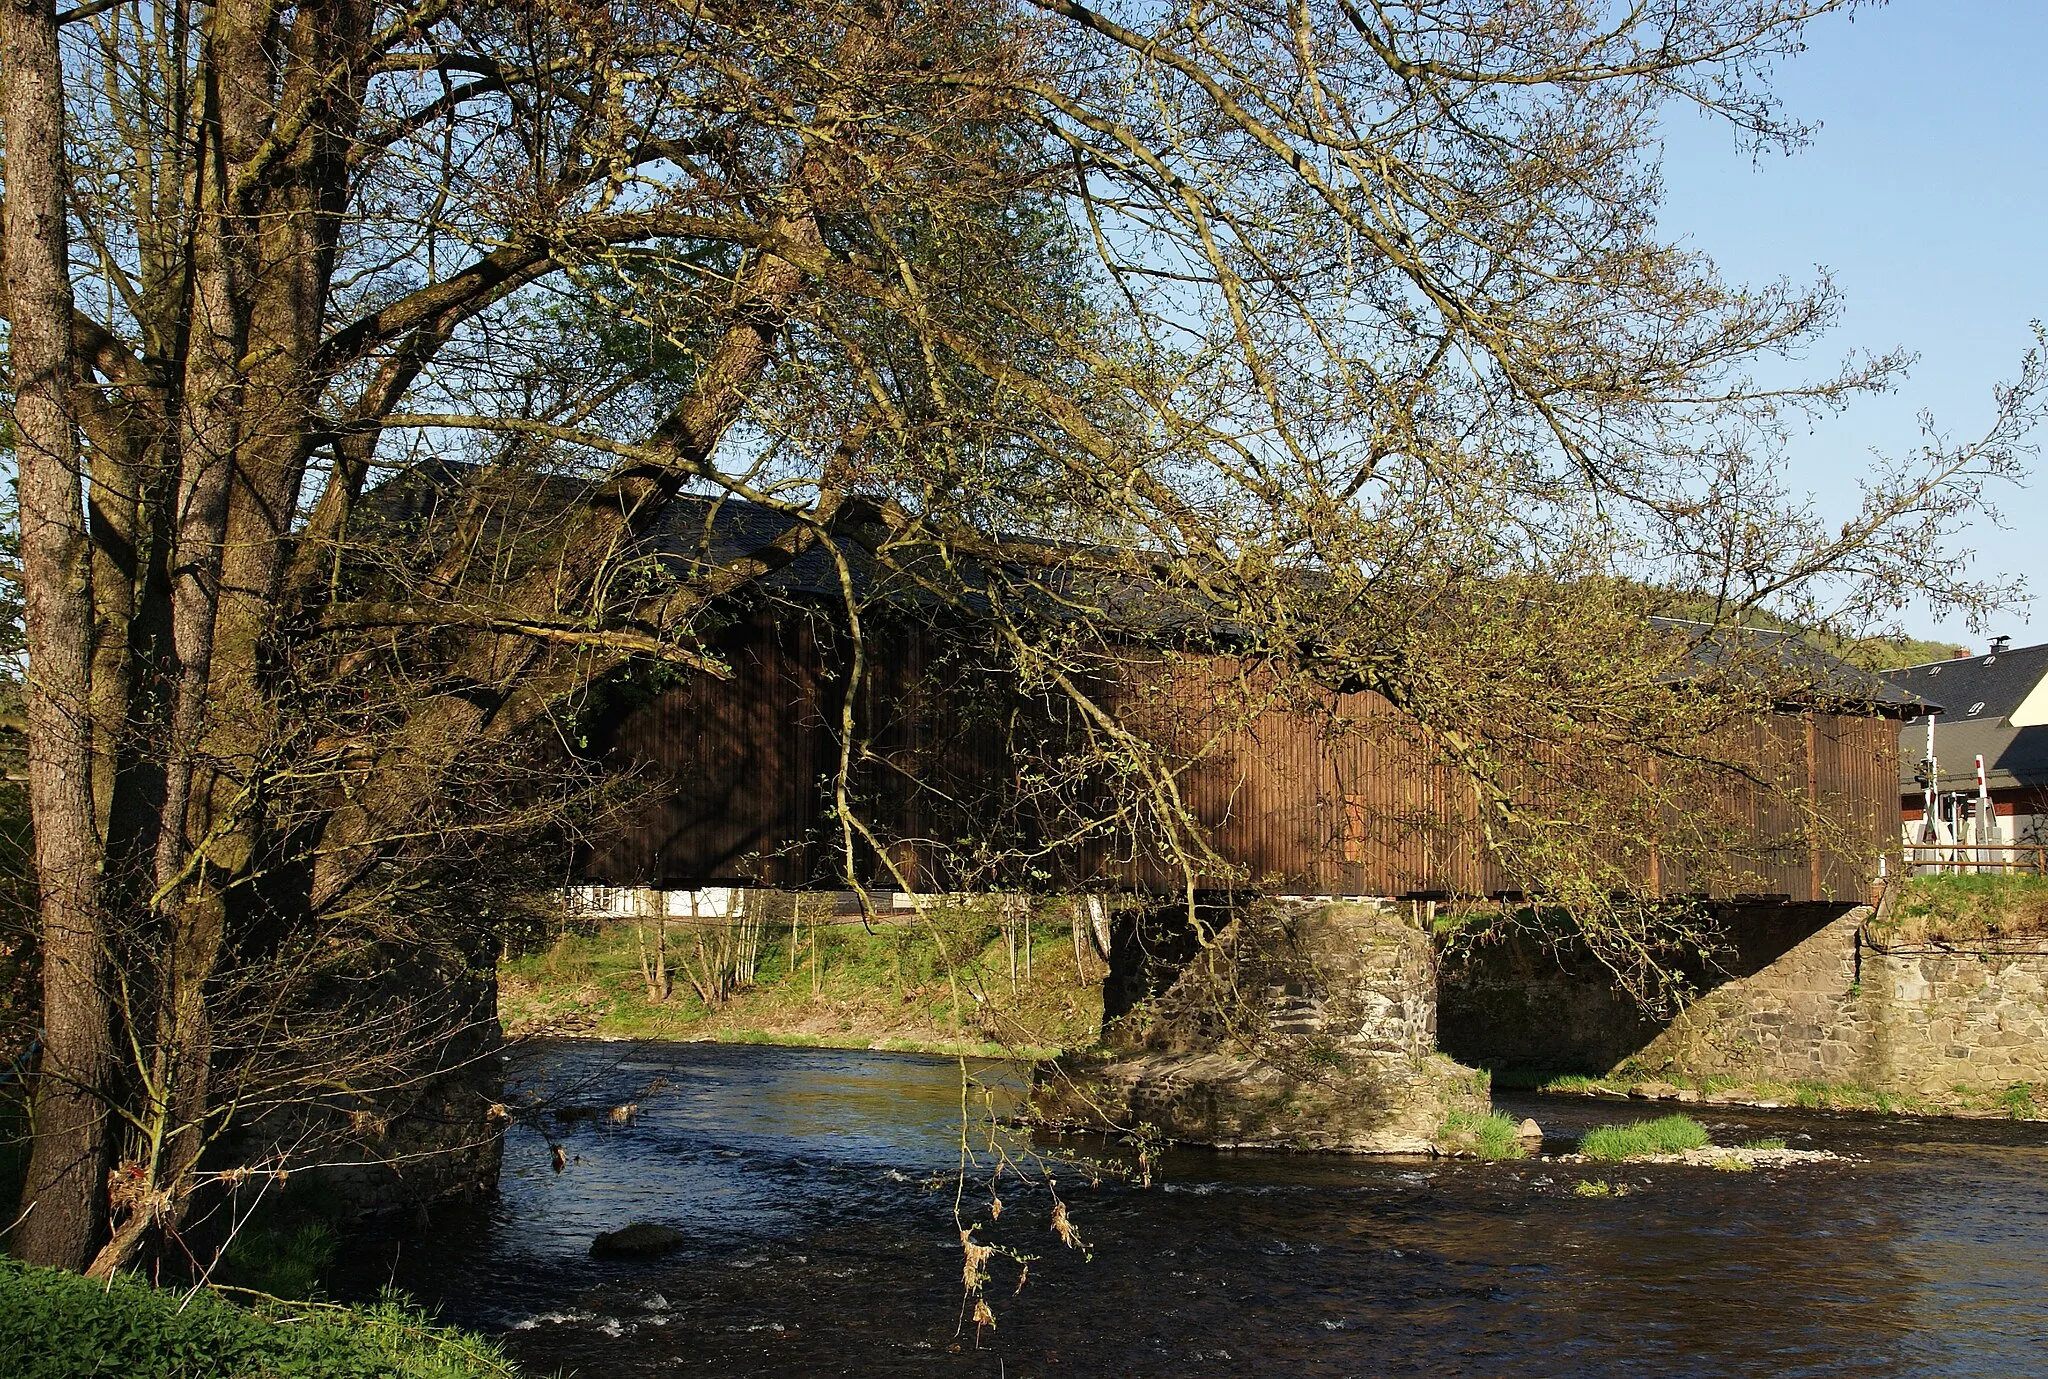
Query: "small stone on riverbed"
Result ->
[[1517, 1118, 1543, 1140], [591, 1222, 687, 1258]]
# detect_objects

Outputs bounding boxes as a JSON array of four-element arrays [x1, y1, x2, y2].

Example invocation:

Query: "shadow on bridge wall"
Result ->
[[1434, 903, 1862, 1078], [1439, 900, 2048, 1099]]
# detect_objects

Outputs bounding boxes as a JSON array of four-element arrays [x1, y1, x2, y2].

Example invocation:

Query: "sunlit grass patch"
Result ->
[[1880, 874, 2048, 944], [1572, 1179, 1632, 1198], [500, 907, 1106, 1056], [0, 1258, 519, 1379], [1577, 1114, 1710, 1161], [1740, 1137, 1786, 1151], [1437, 1109, 1529, 1160]]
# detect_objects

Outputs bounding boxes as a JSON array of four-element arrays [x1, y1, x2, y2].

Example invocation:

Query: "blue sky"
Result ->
[[1653, 0, 2045, 653]]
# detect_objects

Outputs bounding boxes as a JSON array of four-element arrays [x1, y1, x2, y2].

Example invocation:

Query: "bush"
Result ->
[[1577, 1114, 1710, 1161], [0, 1257, 519, 1379]]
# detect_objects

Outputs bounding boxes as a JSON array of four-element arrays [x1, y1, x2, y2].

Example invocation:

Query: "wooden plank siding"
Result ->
[[576, 611, 1902, 900]]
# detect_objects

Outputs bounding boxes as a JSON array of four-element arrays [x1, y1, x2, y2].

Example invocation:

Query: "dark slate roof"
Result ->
[[1884, 641, 2048, 794], [646, 492, 852, 599], [361, 462, 867, 601], [360, 463, 1922, 713], [1648, 617, 1923, 714]]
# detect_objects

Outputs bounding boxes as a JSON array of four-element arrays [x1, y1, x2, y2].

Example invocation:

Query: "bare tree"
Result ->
[[0, 0, 2033, 1275]]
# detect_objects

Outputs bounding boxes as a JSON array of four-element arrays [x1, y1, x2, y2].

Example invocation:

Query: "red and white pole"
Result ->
[[1977, 753, 1995, 866], [1923, 714, 1939, 870]]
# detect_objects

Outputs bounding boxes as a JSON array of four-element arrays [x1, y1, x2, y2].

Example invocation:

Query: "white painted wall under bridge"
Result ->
[[564, 884, 750, 919], [562, 885, 933, 921], [560, 887, 1119, 942]]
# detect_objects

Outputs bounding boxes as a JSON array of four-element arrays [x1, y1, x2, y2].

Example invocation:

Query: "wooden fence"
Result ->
[[1906, 842, 2048, 877]]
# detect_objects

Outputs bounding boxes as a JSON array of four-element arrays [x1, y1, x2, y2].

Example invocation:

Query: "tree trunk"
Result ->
[[656, 906, 670, 1002], [4, 0, 114, 1270], [635, 920, 659, 1004]]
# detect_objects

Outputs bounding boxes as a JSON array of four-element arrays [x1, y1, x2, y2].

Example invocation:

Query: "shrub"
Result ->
[[0, 1257, 519, 1379], [1577, 1114, 1711, 1161]]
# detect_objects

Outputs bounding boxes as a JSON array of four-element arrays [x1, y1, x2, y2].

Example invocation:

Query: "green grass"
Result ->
[[1530, 1070, 1999, 1117], [1787, 1081, 1901, 1113], [0, 1256, 518, 1379], [500, 903, 1105, 1056], [1740, 1136, 1787, 1151], [1572, 1179, 1632, 1198], [698, 1028, 1060, 1059], [1577, 1114, 1711, 1161], [1880, 874, 2048, 945], [216, 1220, 339, 1301], [1437, 1109, 1529, 1160]]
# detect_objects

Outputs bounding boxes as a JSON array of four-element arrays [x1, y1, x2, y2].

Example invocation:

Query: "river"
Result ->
[[337, 1039, 2048, 1377]]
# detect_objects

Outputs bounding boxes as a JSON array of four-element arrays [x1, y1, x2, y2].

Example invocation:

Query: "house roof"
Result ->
[[1884, 641, 2048, 795]]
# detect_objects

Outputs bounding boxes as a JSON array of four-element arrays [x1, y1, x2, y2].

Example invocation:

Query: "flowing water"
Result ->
[[337, 1039, 2048, 1377]]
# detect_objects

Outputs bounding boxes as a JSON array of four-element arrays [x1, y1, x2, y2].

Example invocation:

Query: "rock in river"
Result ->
[[591, 1222, 686, 1258]]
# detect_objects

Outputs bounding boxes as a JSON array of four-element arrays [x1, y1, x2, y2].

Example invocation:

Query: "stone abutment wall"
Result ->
[[1439, 903, 2048, 1097]]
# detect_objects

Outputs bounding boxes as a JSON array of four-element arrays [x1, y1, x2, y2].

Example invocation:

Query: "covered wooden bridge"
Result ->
[[574, 500, 1913, 905]]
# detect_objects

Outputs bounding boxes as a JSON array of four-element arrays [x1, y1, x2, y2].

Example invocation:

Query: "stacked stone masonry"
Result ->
[[1439, 902, 2048, 1097], [1036, 901, 1488, 1152]]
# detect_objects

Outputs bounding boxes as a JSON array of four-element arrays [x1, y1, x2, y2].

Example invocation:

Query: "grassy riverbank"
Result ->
[[0, 1257, 518, 1379], [501, 907, 1106, 1057], [1506, 1069, 2048, 1119], [1877, 874, 2048, 945]]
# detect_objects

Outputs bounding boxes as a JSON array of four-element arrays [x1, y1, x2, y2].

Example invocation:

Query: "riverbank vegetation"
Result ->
[[1875, 875, 2048, 946], [0, 1258, 518, 1379], [1578, 1115, 1712, 1161], [501, 907, 1105, 1057], [1570, 1116, 1841, 1170], [1523, 1069, 2048, 1120], [1437, 1110, 1530, 1161]]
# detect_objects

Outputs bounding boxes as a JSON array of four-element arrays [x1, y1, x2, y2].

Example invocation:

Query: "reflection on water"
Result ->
[[337, 1040, 2048, 1377]]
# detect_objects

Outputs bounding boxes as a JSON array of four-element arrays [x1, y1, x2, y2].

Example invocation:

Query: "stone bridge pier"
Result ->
[[1034, 898, 1489, 1152]]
